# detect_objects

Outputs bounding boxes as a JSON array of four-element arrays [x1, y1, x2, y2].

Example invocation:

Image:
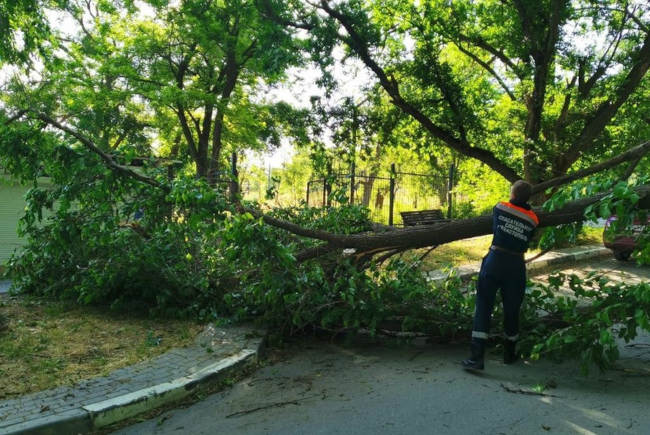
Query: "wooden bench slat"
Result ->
[[400, 209, 448, 226]]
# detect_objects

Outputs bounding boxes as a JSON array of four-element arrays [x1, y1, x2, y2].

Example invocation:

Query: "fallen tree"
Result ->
[[2, 0, 650, 371], [4, 113, 650, 373], [256, 183, 650, 264]]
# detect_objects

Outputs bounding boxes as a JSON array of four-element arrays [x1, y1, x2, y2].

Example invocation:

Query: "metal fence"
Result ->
[[306, 164, 454, 226]]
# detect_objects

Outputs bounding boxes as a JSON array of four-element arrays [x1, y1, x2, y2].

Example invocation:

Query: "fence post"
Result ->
[[230, 152, 239, 202], [325, 162, 332, 208], [447, 163, 455, 219], [389, 163, 396, 226], [349, 160, 355, 205], [306, 181, 311, 206]]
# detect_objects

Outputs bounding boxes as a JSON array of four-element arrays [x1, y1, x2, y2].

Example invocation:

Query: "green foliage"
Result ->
[[223, 245, 474, 340], [7, 171, 232, 317], [292, 0, 650, 185], [0, 0, 62, 63], [273, 204, 372, 235], [211, 204, 473, 338], [584, 178, 650, 264], [519, 272, 650, 374], [539, 174, 649, 263], [1, 0, 649, 377], [3, 154, 477, 340]]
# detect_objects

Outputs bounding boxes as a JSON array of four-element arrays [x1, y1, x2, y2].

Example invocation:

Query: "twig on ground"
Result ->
[[225, 395, 319, 418], [500, 383, 560, 397]]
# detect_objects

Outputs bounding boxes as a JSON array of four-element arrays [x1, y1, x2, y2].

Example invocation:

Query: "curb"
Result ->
[[425, 246, 611, 285], [1, 332, 264, 435]]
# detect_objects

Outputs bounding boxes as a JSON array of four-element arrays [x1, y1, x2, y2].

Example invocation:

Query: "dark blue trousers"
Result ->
[[471, 250, 526, 342]]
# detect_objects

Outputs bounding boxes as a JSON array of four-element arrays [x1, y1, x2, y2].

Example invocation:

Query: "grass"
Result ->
[[0, 295, 203, 399], [414, 226, 603, 271]]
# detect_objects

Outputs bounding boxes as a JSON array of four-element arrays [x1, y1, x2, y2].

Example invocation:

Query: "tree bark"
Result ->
[[531, 141, 650, 194], [208, 50, 240, 186], [260, 184, 650, 261]]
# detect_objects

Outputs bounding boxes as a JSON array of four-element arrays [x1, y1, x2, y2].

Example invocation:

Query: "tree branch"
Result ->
[[551, 75, 576, 142], [250, 184, 650, 253], [188, 111, 203, 137], [621, 155, 644, 181], [258, 0, 316, 31], [455, 33, 524, 79], [626, 7, 650, 33], [176, 106, 200, 162], [455, 43, 516, 101], [209, 49, 240, 183], [523, 0, 564, 143], [562, 32, 650, 170], [35, 113, 166, 190], [532, 141, 650, 194], [111, 129, 129, 149], [239, 39, 258, 67], [578, 11, 628, 99], [3, 110, 27, 125]]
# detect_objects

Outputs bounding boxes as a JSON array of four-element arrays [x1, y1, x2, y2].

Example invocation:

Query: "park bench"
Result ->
[[400, 209, 450, 226]]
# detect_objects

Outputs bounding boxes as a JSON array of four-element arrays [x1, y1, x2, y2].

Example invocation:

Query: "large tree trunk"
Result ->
[[254, 184, 650, 263]]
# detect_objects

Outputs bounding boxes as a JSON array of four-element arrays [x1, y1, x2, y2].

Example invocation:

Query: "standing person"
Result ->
[[462, 180, 539, 370]]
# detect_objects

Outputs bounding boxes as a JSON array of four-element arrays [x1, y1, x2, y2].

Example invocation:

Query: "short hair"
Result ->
[[511, 180, 532, 203]]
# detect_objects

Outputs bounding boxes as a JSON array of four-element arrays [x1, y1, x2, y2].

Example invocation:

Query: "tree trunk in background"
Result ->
[[361, 174, 376, 207]]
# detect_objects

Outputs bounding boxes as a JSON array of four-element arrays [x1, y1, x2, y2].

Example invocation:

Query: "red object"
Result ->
[[498, 201, 540, 225], [603, 215, 649, 261]]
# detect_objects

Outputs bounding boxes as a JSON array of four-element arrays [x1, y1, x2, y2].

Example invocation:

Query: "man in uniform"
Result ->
[[462, 180, 539, 370]]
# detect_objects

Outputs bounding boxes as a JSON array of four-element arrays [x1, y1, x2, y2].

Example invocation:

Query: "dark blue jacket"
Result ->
[[491, 200, 539, 253]]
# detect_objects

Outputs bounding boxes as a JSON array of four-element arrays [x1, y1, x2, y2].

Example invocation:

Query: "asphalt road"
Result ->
[[114, 259, 650, 435]]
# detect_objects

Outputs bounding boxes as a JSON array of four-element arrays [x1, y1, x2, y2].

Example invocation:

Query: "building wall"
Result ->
[[0, 176, 53, 265], [0, 181, 29, 265]]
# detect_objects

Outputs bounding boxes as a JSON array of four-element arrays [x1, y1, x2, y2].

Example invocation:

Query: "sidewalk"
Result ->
[[425, 244, 611, 284], [0, 324, 265, 434]]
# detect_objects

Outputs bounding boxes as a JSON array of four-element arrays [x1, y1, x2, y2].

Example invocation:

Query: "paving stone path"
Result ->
[[0, 325, 262, 433]]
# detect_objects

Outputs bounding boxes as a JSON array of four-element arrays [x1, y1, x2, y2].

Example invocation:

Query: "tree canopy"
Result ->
[[263, 0, 650, 184], [2, 1, 648, 185]]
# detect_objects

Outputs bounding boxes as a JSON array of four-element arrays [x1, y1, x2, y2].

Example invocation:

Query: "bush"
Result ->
[[519, 272, 650, 373]]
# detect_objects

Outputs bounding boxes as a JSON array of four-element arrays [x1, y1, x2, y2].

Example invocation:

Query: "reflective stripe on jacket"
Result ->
[[491, 201, 539, 253]]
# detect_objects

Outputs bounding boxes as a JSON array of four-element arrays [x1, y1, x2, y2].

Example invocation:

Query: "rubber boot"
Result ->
[[503, 340, 519, 364], [461, 339, 485, 370]]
